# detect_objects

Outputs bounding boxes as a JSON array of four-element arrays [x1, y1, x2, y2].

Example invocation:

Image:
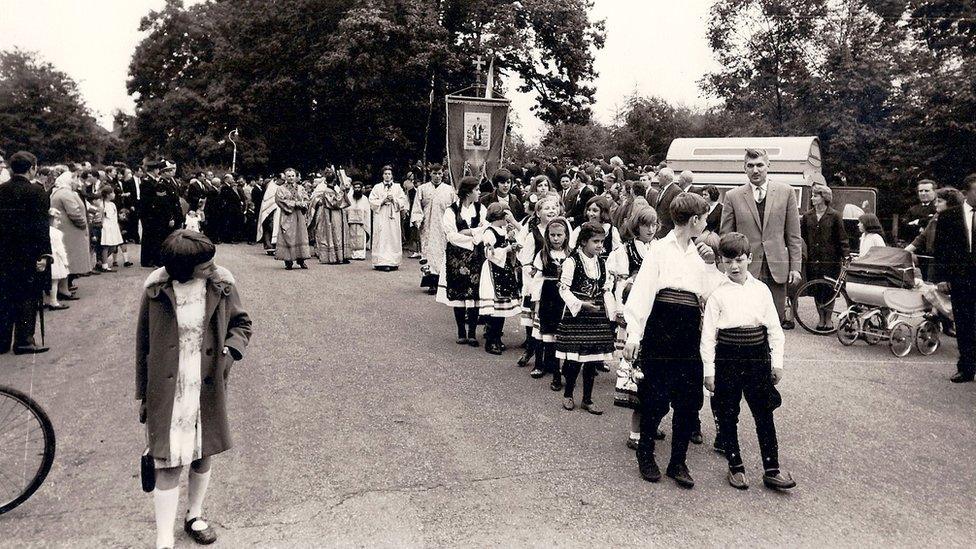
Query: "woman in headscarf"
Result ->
[[50, 168, 92, 292]]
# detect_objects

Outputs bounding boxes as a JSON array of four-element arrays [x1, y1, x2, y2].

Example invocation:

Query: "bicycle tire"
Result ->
[[0, 386, 56, 515], [794, 279, 849, 335]]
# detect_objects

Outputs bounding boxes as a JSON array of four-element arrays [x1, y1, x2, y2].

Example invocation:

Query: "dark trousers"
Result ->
[[759, 259, 787, 323], [453, 307, 479, 339], [637, 299, 703, 468], [950, 288, 976, 376], [0, 295, 39, 352], [484, 316, 505, 343], [713, 339, 782, 472], [261, 215, 275, 251], [563, 360, 596, 403]]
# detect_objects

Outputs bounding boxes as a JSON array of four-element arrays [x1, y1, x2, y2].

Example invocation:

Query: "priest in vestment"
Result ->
[[347, 181, 371, 260], [410, 163, 456, 291], [309, 170, 351, 264], [274, 168, 311, 269], [368, 166, 409, 271], [256, 178, 281, 255]]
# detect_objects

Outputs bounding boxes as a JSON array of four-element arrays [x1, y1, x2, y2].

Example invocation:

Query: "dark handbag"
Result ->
[[140, 423, 155, 492]]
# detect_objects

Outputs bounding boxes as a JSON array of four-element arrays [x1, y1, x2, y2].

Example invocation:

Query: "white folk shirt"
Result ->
[[623, 231, 725, 347], [558, 252, 615, 320], [700, 273, 785, 378]]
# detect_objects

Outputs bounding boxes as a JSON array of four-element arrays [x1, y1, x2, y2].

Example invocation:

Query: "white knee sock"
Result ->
[[186, 468, 211, 523], [153, 485, 179, 548]]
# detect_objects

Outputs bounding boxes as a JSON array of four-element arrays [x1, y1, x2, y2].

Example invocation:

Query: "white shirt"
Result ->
[[858, 233, 886, 256], [607, 239, 650, 308], [568, 222, 622, 251], [530, 249, 568, 301], [623, 231, 725, 347], [965, 201, 975, 253], [558, 252, 614, 319], [700, 273, 785, 377], [441, 202, 487, 250]]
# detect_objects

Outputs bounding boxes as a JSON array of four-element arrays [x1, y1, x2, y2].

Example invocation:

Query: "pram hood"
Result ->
[[847, 246, 915, 289]]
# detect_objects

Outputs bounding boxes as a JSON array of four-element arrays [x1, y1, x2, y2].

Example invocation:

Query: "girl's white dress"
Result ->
[[101, 201, 124, 246], [49, 226, 69, 280], [156, 278, 207, 467]]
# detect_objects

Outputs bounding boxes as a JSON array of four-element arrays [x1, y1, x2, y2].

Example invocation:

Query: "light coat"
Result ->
[[136, 266, 252, 460], [50, 186, 93, 275], [720, 180, 803, 284]]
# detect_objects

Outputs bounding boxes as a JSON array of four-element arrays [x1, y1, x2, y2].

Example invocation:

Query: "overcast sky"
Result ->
[[0, 0, 719, 143]]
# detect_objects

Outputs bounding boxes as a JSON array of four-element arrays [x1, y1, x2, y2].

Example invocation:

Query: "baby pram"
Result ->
[[836, 246, 942, 357]]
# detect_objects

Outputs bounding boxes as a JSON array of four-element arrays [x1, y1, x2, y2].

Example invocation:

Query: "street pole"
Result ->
[[229, 129, 239, 174]]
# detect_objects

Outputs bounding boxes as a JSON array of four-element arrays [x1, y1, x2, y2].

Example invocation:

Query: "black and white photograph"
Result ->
[[1, 0, 975, 547]]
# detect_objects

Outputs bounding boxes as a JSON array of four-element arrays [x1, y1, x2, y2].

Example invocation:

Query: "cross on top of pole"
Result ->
[[473, 56, 486, 72]]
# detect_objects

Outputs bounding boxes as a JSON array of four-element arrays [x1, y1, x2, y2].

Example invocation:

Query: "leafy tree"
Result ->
[[126, 0, 605, 175], [0, 49, 107, 163]]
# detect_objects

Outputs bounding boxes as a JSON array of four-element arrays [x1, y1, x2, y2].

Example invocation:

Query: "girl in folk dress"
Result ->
[[514, 193, 562, 368], [607, 206, 665, 449], [529, 217, 571, 390], [479, 202, 524, 355], [568, 195, 623, 259], [99, 186, 124, 271], [436, 177, 488, 346], [556, 222, 617, 415], [137, 230, 251, 549], [45, 209, 71, 310]]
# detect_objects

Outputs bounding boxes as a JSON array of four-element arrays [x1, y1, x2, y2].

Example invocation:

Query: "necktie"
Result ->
[[756, 186, 765, 203]]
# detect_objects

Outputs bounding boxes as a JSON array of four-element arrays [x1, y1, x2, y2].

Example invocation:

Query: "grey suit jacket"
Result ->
[[719, 180, 802, 284]]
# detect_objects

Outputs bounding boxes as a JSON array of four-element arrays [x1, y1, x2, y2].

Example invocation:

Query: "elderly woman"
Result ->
[[800, 184, 850, 330], [50, 169, 92, 294], [137, 230, 251, 549]]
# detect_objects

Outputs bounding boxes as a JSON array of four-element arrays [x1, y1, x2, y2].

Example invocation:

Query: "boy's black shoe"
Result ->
[[728, 470, 749, 490], [486, 341, 503, 355], [638, 455, 661, 482], [529, 367, 545, 378], [517, 351, 532, 367], [654, 429, 666, 441], [950, 372, 974, 383], [690, 430, 704, 445], [713, 439, 725, 454], [124, 261, 133, 267], [626, 438, 639, 451], [666, 463, 695, 488], [762, 470, 796, 490], [549, 379, 563, 391]]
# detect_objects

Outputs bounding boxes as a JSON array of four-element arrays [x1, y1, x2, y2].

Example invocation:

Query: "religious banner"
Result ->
[[446, 95, 510, 185]]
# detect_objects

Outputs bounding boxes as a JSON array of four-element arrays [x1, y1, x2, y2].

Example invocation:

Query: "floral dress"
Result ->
[[156, 278, 206, 467]]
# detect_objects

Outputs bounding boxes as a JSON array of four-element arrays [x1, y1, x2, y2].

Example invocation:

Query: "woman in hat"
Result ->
[[137, 230, 252, 549]]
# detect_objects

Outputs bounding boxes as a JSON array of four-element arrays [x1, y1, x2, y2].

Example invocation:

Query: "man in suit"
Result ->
[[654, 168, 681, 238], [720, 149, 803, 328], [933, 173, 976, 383], [480, 168, 525, 222], [902, 179, 937, 243], [0, 151, 51, 354], [563, 172, 595, 228]]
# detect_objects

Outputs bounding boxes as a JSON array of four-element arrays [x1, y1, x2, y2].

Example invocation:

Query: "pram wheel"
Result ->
[[889, 321, 914, 357], [862, 314, 886, 346], [837, 313, 858, 346], [916, 320, 941, 356]]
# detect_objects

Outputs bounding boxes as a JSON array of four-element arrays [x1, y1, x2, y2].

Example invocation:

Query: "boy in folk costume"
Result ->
[[702, 232, 795, 491], [479, 202, 524, 355], [623, 193, 725, 488]]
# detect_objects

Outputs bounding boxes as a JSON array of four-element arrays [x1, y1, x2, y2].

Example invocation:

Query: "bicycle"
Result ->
[[0, 385, 56, 515], [792, 257, 854, 335]]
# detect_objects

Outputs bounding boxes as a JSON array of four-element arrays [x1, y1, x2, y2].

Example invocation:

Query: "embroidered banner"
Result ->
[[446, 95, 510, 186]]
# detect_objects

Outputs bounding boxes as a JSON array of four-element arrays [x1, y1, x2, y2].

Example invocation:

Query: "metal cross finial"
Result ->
[[473, 56, 486, 72]]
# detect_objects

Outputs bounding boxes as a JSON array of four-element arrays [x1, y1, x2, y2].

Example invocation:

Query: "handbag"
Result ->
[[140, 425, 155, 493]]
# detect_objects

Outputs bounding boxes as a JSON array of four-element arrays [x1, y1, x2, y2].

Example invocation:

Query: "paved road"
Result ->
[[2, 243, 975, 548]]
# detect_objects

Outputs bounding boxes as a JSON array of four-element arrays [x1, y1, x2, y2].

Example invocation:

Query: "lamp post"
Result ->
[[228, 129, 239, 173]]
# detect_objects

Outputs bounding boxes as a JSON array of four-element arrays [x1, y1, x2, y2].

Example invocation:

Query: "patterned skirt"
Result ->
[[532, 281, 564, 343], [437, 244, 484, 308], [555, 301, 616, 362], [480, 261, 522, 317]]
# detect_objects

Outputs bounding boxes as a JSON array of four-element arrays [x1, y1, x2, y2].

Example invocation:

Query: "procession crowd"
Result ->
[[3, 146, 976, 549]]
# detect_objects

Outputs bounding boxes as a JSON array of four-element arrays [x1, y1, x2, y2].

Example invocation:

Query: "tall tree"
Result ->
[[0, 49, 107, 163], [126, 0, 605, 174]]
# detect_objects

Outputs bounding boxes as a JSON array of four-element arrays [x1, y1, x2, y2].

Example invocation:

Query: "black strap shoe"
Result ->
[[690, 430, 704, 445], [950, 372, 975, 383], [666, 463, 695, 488], [184, 516, 218, 545], [13, 344, 49, 355]]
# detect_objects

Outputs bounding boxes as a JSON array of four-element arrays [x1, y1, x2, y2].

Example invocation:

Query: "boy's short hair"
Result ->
[[670, 192, 709, 226], [719, 232, 751, 259], [160, 229, 216, 283], [9, 151, 37, 174], [99, 185, 115, 199], [577, 221, 606, 245]]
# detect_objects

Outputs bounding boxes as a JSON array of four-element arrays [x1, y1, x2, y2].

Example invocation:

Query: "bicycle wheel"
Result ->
[[794, 279, 849, 335], [0, 386, 56, 515]]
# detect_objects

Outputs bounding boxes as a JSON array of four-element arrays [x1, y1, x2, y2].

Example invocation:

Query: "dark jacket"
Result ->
[[480, 191, 526, 221], [800, 207, 849, 279], [564, 185, 595, 227], [705, 202, 723, 233], [0, 174, 52, 298], [654, 182, 682, 238], [933, 205, 976, 289], [136, 266, 252, 459]]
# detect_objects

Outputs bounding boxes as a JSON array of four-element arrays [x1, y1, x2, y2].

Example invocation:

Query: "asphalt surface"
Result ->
[[1, 243, 975, 548]]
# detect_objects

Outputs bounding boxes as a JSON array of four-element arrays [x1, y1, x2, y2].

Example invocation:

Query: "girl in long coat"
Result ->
[[136, 230, 252, 548]]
